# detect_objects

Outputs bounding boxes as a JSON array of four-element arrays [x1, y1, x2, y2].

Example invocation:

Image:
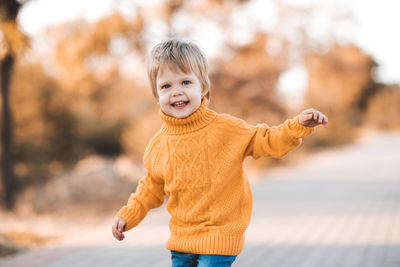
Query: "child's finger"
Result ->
[[314, 111, 319, 120], [112, 228, 124, 240], [114, 232, 121, 240], [117, 231, 124, 240], [112, 219, 118, 231], [112, 219, 125, 240], [323, 116, 329, 128], [318, 112, 324, 124], [117, 220, 125, 232], [118, 230, 125, 240], [303, 108, 315, 114], [112, 221, 120, 237], [304, 113, 313, 120], [112, 228, 120, 240]]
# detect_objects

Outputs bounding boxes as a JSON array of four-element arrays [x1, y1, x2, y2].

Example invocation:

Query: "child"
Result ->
[[112, 38, 328, 266]]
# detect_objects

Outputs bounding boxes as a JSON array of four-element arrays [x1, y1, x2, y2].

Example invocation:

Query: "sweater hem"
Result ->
[[166, 233, 244, 256]]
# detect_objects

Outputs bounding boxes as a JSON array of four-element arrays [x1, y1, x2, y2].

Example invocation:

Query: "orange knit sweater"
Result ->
[[117, 97, 314, 255]]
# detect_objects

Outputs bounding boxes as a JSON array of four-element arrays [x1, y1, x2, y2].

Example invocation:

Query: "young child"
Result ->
[[112, 38, 328, 266]]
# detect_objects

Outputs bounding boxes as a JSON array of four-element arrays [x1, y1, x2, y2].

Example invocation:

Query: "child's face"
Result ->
[[156, 63, 205, 119]]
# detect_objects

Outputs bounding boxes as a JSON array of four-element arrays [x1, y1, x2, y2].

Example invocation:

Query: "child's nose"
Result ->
[[171, 90, 183, 97]]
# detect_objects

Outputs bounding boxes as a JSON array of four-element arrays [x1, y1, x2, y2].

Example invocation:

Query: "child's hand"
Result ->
[[298, 108, 328, 128], [112, 217, 126, 241]]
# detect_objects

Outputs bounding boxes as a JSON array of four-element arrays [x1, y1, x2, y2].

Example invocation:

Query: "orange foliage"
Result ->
[[0, 21, 29, 57], [210, 33, 289, 125], [366, 84, 400, 130], [306, 44, 376, 110], [303, 44, 378, 147]]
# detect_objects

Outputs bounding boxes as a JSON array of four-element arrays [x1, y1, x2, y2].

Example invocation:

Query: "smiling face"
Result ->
[[156, 63, 206, 118]]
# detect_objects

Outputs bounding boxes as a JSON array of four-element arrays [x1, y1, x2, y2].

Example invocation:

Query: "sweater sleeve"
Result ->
[[244, 116, 314, 159], [116, 138, 165, 232]]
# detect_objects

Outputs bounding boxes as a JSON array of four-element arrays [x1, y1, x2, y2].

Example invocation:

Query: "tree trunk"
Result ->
[[1, 53, 16, 210]]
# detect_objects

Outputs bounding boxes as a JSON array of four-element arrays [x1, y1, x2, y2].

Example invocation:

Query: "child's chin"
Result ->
[[171, 110, 192, 118], [174, 113, 190, 119]]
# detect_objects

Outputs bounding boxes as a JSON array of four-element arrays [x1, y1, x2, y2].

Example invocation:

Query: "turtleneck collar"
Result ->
[[159, 97, 217, 135]]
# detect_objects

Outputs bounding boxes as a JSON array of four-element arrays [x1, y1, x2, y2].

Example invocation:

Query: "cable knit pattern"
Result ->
[[117, 97, 314, 255]]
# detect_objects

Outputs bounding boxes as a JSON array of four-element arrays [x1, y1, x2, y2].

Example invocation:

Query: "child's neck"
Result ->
[[159, 97, 216, 135]]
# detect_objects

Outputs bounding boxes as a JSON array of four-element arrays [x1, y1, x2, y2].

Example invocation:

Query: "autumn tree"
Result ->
[[304, 44, 378, 147], [0, 0, 29, 209]]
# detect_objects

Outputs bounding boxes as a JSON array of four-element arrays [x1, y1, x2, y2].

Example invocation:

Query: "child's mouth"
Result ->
[[171, 101, 189, 109]]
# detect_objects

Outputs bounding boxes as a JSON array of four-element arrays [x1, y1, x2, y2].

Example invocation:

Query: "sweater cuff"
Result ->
[[288, 116, 314, 139], [116, 206, 139, 232]]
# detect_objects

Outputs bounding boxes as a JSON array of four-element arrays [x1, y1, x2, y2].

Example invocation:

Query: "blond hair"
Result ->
[[147, 39, 210, 100]]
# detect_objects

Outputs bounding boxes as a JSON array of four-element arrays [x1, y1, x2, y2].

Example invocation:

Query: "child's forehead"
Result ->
[[157, 62, 194, 78]]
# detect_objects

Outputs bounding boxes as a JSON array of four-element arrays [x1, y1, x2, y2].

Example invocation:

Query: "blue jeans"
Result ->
[[171, 250, 237, 267]]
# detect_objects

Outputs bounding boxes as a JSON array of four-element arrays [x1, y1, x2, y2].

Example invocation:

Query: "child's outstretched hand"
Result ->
[[112, 217, 126, 241], [298, 108, 328, 128]]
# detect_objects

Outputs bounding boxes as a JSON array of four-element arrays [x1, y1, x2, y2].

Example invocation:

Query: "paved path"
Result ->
[[1, 131, 400, 267]]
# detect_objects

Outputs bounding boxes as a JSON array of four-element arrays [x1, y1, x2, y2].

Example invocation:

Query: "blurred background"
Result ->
[[0, 0, 399, 260]]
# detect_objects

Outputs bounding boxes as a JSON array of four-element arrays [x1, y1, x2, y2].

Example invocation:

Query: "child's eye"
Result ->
[[182, 80, 191, 85], [161, 84, 170, 89]]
